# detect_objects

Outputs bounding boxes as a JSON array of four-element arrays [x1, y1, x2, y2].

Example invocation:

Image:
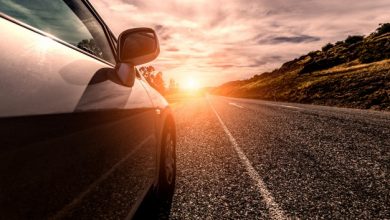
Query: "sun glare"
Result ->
[[183, 77, 200, 90]]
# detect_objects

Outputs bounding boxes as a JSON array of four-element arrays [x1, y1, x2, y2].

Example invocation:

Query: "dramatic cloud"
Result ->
[[90, 0, 390, 86], [257, 35, 321, 44]]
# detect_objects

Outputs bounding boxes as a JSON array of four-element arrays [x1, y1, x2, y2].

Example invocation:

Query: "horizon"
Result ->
[[91, 0, 390, 87]]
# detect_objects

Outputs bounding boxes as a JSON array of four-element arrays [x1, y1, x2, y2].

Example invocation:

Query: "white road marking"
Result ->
[[229, 102, 244, 109], [278, 105, 302, 110], [51, 136, 153, 219], [217, 95, 304, 111], [208, 100, 288, 220]]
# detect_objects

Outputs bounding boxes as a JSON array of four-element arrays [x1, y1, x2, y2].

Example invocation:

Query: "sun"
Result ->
[[183, 77, 200, 90]]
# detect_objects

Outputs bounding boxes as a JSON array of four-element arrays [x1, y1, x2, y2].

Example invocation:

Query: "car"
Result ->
[[0, 0, 176, 219]]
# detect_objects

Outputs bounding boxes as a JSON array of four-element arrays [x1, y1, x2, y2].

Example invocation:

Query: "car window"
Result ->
[[0, 0, 115, 63]]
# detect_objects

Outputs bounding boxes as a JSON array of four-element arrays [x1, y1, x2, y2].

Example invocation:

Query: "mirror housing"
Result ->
[[115, 28, 159, 87], [118, 28, 160, 65]]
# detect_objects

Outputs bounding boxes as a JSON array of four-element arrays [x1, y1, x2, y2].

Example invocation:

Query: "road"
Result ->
[[165, 95, 389, 219]]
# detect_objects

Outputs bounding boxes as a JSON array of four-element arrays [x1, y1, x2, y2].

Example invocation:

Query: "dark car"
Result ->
[[0, 0, 176, 219]]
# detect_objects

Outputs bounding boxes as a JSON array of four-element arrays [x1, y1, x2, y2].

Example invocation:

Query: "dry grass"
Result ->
[[214, 59, 390, 110]]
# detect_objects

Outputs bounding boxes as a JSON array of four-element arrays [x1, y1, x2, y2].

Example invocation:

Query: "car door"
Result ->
[[0, 0, 157, 219]]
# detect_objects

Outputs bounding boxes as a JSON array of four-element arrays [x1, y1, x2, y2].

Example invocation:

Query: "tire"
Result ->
[[156, 121, 176, 201]]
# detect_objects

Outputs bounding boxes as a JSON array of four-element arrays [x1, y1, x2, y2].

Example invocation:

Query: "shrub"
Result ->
[[345, 35, 364, 45], [308, 50, 320, 57], [322, 43, 334, 52], [376, 23, 390, 35]]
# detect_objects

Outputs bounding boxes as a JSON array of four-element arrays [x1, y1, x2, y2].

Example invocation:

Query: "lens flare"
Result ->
[[183, 77, 200, 90]]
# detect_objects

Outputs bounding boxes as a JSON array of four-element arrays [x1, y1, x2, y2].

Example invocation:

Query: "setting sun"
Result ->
[[183, 77, 200, 90]]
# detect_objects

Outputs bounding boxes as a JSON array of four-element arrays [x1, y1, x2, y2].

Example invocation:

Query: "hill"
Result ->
[[212, 23, 390, 110]]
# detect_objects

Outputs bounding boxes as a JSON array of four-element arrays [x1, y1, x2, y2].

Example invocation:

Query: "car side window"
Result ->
[[0, 0, 115, 63]]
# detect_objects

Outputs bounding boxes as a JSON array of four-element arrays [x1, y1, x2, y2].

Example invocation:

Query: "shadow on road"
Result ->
[[133, 192, 173, 220]]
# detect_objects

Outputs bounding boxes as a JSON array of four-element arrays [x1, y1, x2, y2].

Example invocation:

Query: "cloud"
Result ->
[[257, 35, 321, 44], [108, 4, 137, 12], [166, 47, 179, 52], [154, 25, 171, 41], [90, 0, 390, 86]]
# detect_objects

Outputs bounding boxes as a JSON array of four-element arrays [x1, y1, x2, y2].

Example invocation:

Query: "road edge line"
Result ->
[[208, 98, 288, 220], [229, 102, 244, 109]]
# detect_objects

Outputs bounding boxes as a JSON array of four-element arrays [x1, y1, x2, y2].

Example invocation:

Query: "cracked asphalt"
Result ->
[[166, 95, 389, 219]]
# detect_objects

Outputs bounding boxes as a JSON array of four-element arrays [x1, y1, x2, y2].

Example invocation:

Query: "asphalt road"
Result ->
[[166, 95, 389, 219]]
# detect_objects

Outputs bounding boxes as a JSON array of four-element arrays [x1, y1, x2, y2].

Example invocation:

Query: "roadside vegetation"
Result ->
[[213, 23, 390, 110]]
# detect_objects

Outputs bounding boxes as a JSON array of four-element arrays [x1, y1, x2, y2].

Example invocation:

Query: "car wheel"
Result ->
[[156, 122, 176, 200]]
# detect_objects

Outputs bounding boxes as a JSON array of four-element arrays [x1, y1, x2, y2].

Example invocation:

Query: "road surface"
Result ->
[[164, 95, 389, 219]]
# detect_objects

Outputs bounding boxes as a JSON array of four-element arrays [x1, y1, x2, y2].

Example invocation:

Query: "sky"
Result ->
[[90, 0, 390, 87]]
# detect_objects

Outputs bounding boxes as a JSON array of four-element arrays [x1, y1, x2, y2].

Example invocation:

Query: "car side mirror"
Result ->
[[116, 28, 160, 87]]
